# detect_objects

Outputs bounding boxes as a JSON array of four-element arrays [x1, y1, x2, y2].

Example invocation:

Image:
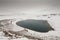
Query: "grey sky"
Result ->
[[0, 0, 60, 15]]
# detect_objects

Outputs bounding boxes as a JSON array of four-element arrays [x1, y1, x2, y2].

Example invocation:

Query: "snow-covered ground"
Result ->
[[0, 14, 60, 40]]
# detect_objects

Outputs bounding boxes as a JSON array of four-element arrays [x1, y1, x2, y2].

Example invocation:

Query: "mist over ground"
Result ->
[[0, 0, 60, 15]]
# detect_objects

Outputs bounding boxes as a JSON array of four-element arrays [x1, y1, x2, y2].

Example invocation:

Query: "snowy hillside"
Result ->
[[0, 14, 60, 40]]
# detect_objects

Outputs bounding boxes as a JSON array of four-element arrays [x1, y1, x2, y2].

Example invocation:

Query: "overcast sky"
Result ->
[[0, 0, 60, 15]]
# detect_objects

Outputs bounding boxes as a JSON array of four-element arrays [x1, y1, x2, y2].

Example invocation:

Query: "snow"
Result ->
[[0, 14, 60, 40]]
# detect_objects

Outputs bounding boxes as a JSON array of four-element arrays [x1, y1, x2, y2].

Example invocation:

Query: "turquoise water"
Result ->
[[16, 19, 54, 32]]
